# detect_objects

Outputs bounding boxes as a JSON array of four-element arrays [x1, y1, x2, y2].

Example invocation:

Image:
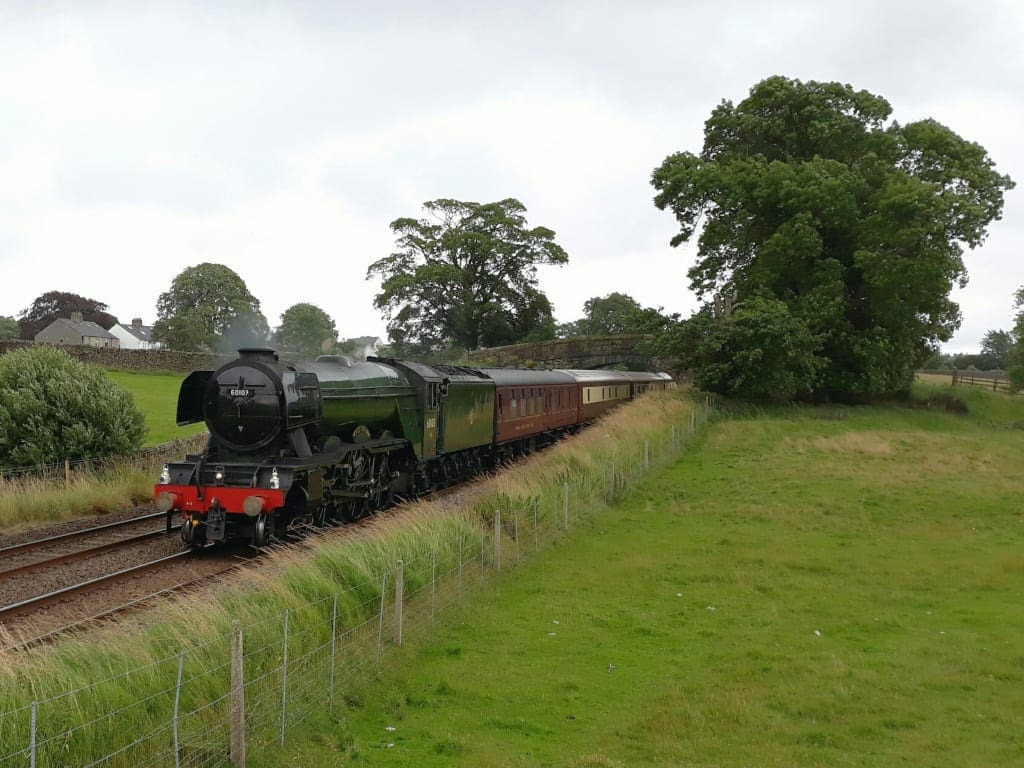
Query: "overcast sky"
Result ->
[[1, 1, 1020, 352]]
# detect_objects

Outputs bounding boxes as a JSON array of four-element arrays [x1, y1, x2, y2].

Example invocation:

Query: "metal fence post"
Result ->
[[376, 574, 387, 664], [533, 499, 539, 552], [280, 610, 289, 747], [230, 620, 245, 768], [29, 701, 36, 768], [173, 651, 184, 768], [494, 511, 501, 571], [562, 482, 569, 529], [329, 594, 338, 710], [394, 560, 405, 646], [430, 552, 436, 622]]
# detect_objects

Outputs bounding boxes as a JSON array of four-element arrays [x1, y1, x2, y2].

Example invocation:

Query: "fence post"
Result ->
[[394, 560, 405, 646], [230, 620, 245, 768], [64, 459, 70, 488], [458, 538, 463, 595], [376, 574, 387, 664], [609, 462, 616, 500], [513, 511, 520, 564], [562, 482, 569, 530], [671, 425, 677, 451], [280, 610, 290, 747], [29, 700, 36, 768], [644, 440, 650, 472], [329, 594, 338, 710], [430, 552, 436, 622], [494, 511, 501, 571], [173, 651, 185, 768], [533, 499, 539, 552]]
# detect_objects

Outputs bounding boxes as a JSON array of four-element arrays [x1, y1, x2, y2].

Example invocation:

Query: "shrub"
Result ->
[[0, 346, 145, 467]]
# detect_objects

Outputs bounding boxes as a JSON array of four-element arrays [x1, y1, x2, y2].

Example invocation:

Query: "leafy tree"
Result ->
[[980, 329, 1014, 368], [367, 198, 568, 353], [0, 316, 19, 341], [0, 346, 145, 467], [17, 291, 118, 340], [275, 303, 338, 358], [152, 263, 266, 351], [650, 292, 822, 400], [652, 76, 1014, 400], [559, 292, 678, 337]]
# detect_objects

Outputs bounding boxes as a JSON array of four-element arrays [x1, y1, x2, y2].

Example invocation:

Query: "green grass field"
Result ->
[[106, 369, 205, 445], [263, 384, 1024, 767]]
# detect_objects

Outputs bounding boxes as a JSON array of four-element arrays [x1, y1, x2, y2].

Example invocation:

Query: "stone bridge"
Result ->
[[466, 335, 662, 370]]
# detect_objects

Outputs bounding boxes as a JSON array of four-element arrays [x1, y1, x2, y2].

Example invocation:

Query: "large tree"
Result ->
[[152, 263, 266, 351], [274, 303, 338, 358], [559, 292, 677, 338], [980, 329, 1014, 369], [367, 198, 568, 353], [17, 291, 118, 340], [652, 76, 1014, 399]]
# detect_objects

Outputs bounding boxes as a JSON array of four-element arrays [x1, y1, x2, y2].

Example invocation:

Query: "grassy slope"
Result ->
[[106, 369, 204, 445], [268, 384, 1024, 767]]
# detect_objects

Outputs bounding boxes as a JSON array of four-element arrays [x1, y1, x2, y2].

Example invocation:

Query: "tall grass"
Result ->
[[0, 433, 208, 532], [0, 391, 701, 767]]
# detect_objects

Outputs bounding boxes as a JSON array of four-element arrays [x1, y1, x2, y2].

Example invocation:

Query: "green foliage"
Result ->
[[652, 293, 822, 400], [651, 76, 1014, 400], [152, 263, 267, 351], [980, 329, 1014, 368], [557, 292, 677, 338], [0, 346, 145, 467], [0, 315, 19, 340], [367, 198, 568, 353], [274, 303, 338, 358], [17, 291, 118, 339]]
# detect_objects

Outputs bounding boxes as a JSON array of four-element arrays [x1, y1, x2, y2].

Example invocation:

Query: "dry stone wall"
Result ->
[[0, 339, 233, 373]]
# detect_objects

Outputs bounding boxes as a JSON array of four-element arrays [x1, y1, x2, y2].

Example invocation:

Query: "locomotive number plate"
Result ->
[[229, 388, 252, 398]]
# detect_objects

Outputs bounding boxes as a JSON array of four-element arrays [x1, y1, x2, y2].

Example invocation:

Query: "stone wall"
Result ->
[[465, 335, 665, 370], [0, 339, 233, 373]]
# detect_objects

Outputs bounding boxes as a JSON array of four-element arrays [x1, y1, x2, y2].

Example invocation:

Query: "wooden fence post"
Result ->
[[494, 512, 501, 571], [64, 459, 70, 488], [562, 482, 569, 529]]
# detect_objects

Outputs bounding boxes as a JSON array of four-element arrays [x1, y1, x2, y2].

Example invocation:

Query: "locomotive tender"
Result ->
[[155, 348, 673, 548]]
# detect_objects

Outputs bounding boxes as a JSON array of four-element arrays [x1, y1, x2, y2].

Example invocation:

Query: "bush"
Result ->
[[0, 346, 145, 467]]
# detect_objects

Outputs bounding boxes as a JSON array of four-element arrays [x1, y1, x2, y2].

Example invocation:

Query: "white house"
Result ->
[[109, 318, 164, 350]]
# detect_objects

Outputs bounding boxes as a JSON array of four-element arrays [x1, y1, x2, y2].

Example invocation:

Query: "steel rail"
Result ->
[[1, 558, 251, 651], [0, 526, 182, 579], [0, 551, 193, 619], [0, 511, 169, 558]]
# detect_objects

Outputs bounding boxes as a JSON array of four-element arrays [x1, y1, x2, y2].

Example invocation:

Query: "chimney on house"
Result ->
[[71, 311, 84, 322], [132, 318, 142, 328]]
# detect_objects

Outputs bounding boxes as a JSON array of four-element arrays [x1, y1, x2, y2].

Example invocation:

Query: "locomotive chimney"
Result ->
[[238, 348, 279, 363]]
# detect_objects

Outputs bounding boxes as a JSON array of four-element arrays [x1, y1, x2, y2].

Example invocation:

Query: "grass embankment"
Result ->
[[0, 369, 204, 531], [264, 381, 1024, 767], [0, 392, 699, 767]]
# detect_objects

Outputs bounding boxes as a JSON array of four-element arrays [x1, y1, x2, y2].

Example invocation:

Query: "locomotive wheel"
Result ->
[[254, 513, 274, 547]]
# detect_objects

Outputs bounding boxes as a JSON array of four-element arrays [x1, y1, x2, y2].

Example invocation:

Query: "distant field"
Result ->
[[106, 369, 205, 445], [272, 384, 1024, 767]]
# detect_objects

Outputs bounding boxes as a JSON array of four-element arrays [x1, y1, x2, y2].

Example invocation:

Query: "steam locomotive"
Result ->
[[154, 348, 673, 548]]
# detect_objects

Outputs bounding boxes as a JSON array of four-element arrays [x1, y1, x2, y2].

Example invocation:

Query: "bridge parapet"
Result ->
[[466, 335, 660, 370]]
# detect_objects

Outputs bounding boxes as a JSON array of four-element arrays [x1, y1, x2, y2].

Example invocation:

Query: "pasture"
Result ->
[[269, 383, 1024, 767], [106, 368, 205, 445]]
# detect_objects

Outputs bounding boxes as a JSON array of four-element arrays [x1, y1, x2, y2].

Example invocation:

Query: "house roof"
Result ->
[[41, 318, 118, 340], [115, 323, 155, 342], [346, 336, 382, 346]]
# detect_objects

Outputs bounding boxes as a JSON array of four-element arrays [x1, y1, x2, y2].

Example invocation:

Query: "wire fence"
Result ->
[[0, 434, 208, 486], [0, 400, 711, 767]]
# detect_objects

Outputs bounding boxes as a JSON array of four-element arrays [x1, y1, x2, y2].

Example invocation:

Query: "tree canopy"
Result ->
[[651, 76, 1014, 400], [274, 303, 338, 358], [557, 292, 677, 338], [0, 316, 18, 341], [367, 198, 568, 353], [17, 291, 118, 340], [0, 346, 145, 467], [152, 263, 267, 351]]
